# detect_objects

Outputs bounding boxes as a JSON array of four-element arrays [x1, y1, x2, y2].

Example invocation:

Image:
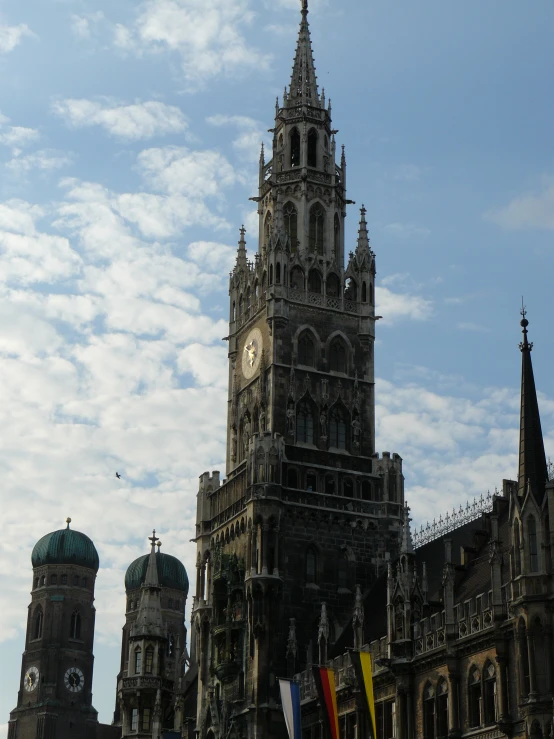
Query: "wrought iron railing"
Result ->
[[412, 491, 494, 549]]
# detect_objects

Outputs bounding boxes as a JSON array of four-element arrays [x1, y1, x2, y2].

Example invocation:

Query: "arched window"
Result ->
[[33, 607, 43, 639], [231, 301, 236, 321], [262, 272, 267, 291], [145, 646, 154, 674], [327, 273, 340, 297], [276, 262, 281, 284], [344, 277, 357, 301], [41, 575, 46, 586], [306, 472, 317, 492], [50, 574, 57, 585], [238, 295, 243, 317], [296, 400, 314, 444], [70, 610, 81, 639], [269, 264, 273, 285], [325, 475, 335, 495], [423, 684, 435, 739], [329, 338, 347, 373], [468, 668, 482, 728], [308, 270, 322, 294], [306, 548, 317, 583], [343, 478, 354, 497], [369, 283, 374, 305], [329, 406, 346, 449], [436, 681, 448, 739], [334, 214, 340, 255], [362, 282, 367, 302], [290, 266, 304, 290], [264, 211, 272, 248], [135, 647, 142, 674], [34, 578, 39, 589], [361, 481, 372, 501], [290, 128, 300, 168], [309, 204, 325, 254], [513, 519, 521, 577], [528, 516, 538, 572], [284, 202, 298, 252], [298, 332, 315, 366], [307, 128, 317, 168], [483, 663, 497, 725]]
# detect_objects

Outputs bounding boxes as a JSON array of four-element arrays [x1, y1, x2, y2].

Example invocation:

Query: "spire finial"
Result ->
[[520, 298, 531, 351], [66, 517, 71, 529], [149, 529, 157, 552], [301, 0, 308, 17]]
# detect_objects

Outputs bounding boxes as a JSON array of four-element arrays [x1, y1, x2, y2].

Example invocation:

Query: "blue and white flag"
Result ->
[[279, 678, 302, 739]]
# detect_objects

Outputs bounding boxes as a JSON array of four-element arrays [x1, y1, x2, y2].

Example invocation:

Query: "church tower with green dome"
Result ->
[[8, 519, 100, 739], [112, 531, 189, 737]]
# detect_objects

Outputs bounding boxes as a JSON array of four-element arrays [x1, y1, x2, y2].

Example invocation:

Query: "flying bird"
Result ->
[[115, 472, 121, 479]]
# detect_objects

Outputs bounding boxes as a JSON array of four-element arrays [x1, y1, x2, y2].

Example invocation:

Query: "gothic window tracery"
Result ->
[[344, 277, 357, 301], [134, 647, 142, 674], [145, 646, 154, 674], [296, 399, 314, 444], [483, 662, 497, 725], [329, 338, 347, 373], [329, 405, 347, 449], [264, 211, 272, 248], [468, 667, 482, 728], [290, 266, 304, 290], [290, 128, 300, 168], [308, 269, 322, 294], [528, 515, 539, 572], [298, 331, 316, 366], [423, 684, 435, 739], [436, 681, 448, 739], [326, 273, 340, 297], [309, 203, 325, 254], [513, 518, 522, 576], [307, 128, 318, 168], [284, 202, 298, 252]]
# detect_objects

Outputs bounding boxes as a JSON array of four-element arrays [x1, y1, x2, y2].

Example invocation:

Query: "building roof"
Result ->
[[125, 551, 189, 594], [32, 523, 99, 572]]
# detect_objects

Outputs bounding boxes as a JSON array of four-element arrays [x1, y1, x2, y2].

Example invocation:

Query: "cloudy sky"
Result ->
[[1, 0, 553, 732]]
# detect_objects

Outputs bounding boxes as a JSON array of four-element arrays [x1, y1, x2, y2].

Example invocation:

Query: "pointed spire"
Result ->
[[356, 205, 370, 255], [401, 503, 414, 555], [144, 530, 160, 586], [288, 0, 319, 106], [235, 226, 247, 270], [518, 306, 548, 502], [132, 531, 163, 637]]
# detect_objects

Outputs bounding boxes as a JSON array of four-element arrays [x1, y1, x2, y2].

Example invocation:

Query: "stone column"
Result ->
[[516, 628, 528, 700], [396, 688, 406, 739], [527, 628, 538, 699], [544, 626, 553, 694], [447, 672, 460, 735], [205, 558, 211, 604], [406, 691, 414, 739], [495, 655, 510, 722]]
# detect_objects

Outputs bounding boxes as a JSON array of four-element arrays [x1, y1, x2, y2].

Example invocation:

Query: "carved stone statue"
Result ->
[[320, 409, 327, 438], [286, 405, 295, 435]]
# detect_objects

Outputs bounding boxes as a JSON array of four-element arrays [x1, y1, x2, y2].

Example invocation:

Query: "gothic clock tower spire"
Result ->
[[192, 5, 404, 737]]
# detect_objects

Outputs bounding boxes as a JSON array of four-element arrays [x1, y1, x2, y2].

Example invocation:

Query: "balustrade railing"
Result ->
[[413, 491, 494, 549]]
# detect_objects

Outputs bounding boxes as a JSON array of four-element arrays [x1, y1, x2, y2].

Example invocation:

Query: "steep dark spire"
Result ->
[[518, 307, 548, 503], [288, 0, 319, 106]]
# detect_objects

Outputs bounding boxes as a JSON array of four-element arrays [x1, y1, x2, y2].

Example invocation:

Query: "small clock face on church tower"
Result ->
[[241, 328, 263, 379], [24, 666, 39, 692], [64, 667, 84, 693]]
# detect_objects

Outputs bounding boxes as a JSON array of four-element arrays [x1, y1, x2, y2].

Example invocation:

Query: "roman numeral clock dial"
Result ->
[[64, 667, 84, 693], [241, 328, 263, 380]]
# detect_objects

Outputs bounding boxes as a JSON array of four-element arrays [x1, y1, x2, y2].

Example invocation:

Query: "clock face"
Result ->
[[64, 667, 84, 693], [241, 328, 263, 380], [24, 666, 39, 692]]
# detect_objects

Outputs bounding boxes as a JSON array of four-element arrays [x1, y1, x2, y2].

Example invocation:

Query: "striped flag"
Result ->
[[350, 650, 377, 739], [279, 679, 302, 739], [312, 666, 339, 739]]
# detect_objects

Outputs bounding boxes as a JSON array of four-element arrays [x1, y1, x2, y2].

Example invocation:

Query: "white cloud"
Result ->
[[376, 286, 433, 323], [0, 22, 34, 54], [52, 99, 188, 141], [384, 222, 430, 239], [70, 12, 105, 39], [485, 179, 554, 231], [207, 114, 269, 162], [113, 0, 271, 88], [6, 150, 72, 174]]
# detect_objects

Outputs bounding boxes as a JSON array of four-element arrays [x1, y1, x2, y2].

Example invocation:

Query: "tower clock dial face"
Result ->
[[64, 667, 84, 693], [241, 328, 263, 379], [24, 666, 39, 692]]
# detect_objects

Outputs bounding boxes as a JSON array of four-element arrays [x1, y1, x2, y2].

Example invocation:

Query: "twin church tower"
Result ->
[[10, 2, 416, 737]]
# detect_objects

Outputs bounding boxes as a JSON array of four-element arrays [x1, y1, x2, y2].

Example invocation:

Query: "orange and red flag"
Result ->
[[312, 666, 339, 739]]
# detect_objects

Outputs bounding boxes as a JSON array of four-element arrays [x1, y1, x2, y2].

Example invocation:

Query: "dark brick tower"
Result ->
[[190, 3, 404, 738], [8, 519, 99, 739]]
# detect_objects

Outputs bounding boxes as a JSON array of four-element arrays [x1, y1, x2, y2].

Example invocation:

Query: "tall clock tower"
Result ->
[[8, 520, 99, 739], [191, 3, 404, 738]]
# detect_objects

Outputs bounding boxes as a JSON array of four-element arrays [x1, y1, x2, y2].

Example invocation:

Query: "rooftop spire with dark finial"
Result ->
[[355, 204, 370, 256], [288, 0, 319, 106], [518, 305, 548, 502], [401, 503, 414, 555], [234, 225, 247, 270], [144, 530, 160, 587]]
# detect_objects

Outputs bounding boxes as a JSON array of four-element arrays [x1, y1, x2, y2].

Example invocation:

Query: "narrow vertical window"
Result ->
[[329, 406, 347, 449], [145, 646, 154, 674], [131, 708, 138, 732], [423, 685, 435, 739], [528, 516, 538, 572], [308, 270, 322, 294], [276, 263, 281, 283], [362, 282, 367, 302], [513, 519, 521, 576], [264, 211, 272, 248], [33, 607, 43, 639], [307, 128, 318, 167], [298, 332, 315, 366], [309, 204, 325, 254], [135, 647, 142, 674], [142, 708, 151, 731], [70, 611, 81, 639], [284, 202, 298, 252], [329, 339, 347, 373], [436, 682, 448, 739], [468, 668, 482, 728], [296, 400, 314, 444], [290, 128, 300, 168], [483, 664, 497, 725], [334, 214, 340, 255]]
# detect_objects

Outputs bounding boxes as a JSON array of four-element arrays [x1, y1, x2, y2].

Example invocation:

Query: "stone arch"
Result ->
[[290, 265, 305, 290], [344, 276, 357, 301], [308, 202, 325, 254], [296, 392, 316, 445], [468, 665, 482, 728], [308, 268, 322, 294], [33, 606, 43, 639], [290, 127, 300, 168], [327, 331, 351, 374], [326, 272, 341, 297]]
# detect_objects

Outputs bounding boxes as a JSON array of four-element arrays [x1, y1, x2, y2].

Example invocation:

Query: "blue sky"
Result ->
[[1, 0, 553, 732]]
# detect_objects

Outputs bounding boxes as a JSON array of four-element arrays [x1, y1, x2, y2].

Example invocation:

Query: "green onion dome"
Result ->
[[125, 551, 189, 595], [32, 523, 99, 572]]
